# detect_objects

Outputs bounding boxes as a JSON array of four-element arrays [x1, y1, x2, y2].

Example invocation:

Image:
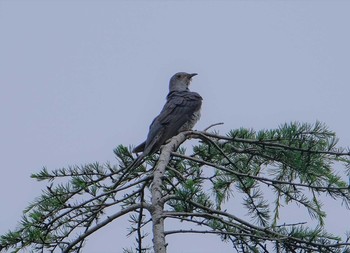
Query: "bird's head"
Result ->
[[169, 72, 198, 92]]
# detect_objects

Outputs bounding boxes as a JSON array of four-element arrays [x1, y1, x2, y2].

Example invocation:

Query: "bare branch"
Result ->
[[63, 203, 150, 253], [203, 122, 224, 132]]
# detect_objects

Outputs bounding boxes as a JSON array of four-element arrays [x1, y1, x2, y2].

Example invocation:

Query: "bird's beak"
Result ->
[[189, 73, 198, 79]]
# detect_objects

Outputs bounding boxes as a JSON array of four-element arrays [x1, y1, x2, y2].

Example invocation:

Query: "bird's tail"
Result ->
[[129, 153, 145, 171], [132, 141, 146, 153]]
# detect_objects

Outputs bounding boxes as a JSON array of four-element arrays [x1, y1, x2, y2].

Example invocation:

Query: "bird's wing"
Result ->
[[157, 92, 201, 125], [144, 91, 202, 154]]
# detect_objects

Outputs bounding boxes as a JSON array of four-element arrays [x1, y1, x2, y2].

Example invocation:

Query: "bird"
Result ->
[[132, 72, 202, 166]]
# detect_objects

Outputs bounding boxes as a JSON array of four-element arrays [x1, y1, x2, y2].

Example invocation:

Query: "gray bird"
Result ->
[[132, 72, 202, 164]]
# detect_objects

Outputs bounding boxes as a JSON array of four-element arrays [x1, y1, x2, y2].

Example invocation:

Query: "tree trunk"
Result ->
[[151, 132, 187, 253]]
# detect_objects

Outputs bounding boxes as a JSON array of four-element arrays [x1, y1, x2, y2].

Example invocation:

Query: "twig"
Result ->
[[203, 122, 224, 132], [62, 203, 149, 253], [171, 152, 350, 192], [137, 184, 146, 253], [196, 131, 350, 157]]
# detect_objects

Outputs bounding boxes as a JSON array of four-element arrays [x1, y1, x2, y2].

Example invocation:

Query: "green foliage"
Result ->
[[194, 122, 350, 224], [1, 122, 350, 253]]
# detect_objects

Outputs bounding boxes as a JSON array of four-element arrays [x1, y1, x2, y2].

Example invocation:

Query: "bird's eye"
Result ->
[[176, 74, 181, 79]]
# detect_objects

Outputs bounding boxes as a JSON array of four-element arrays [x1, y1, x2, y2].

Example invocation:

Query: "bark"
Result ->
[[151, 132, 187, 253]]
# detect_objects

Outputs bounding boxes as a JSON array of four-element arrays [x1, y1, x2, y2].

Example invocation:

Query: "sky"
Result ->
[[1, 1, 350, 252]]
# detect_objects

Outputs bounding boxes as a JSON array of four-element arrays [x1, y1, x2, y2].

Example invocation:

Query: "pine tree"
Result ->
[[1, 122, 350, 253]]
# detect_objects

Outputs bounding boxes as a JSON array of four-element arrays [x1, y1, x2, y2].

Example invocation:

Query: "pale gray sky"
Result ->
[[1, 1, 350, 253]]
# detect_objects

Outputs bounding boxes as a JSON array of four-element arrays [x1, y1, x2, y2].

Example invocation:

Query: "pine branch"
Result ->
[[2, 122, 350, 253], [63, 203, 149, 253]]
